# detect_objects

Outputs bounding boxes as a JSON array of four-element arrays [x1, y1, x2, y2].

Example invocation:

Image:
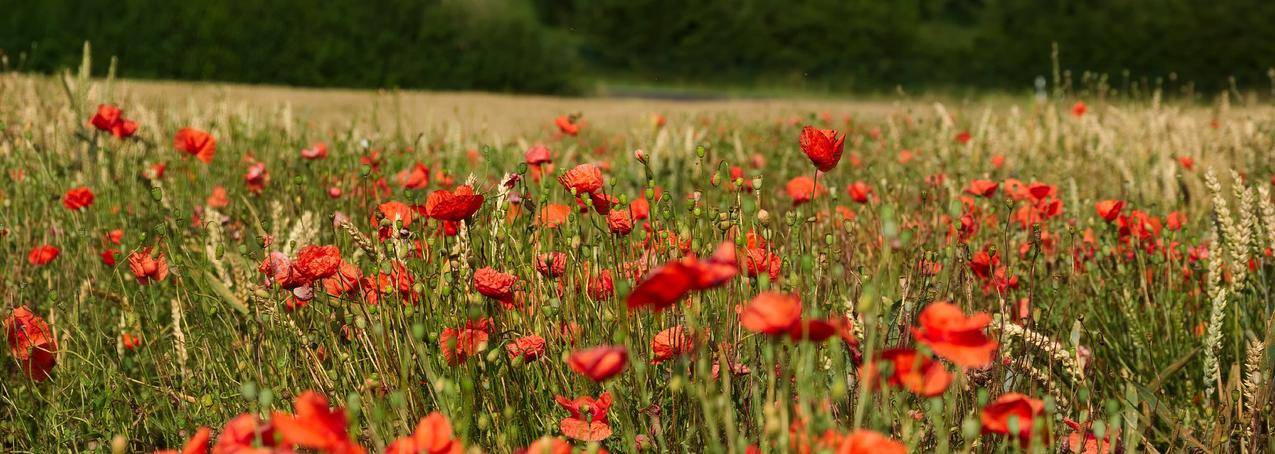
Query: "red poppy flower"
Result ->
[[207, 186, 230, 208], [586, 269, 614, 301], [739, 292, 802, 336], [1167, 211, 1186, 231], [301, 143, 328, 160], [604, 207, 634, 235], [1062, 419, 1117, 454], [90, 104, 139, 139], [386, 412, 463, 454], [5, 306, 58, 381], [1071, 101, 1087, 117], [555, 115, 581, 136], [964, 180, 999, 198], [378, 201, 416, 227], [294, 245, 341, 281], [321, 261, 363, 296], [567, 345, 628, 382], [474, 267, 517, 303], [106, 229, 124, 244], [259, 251, 304, 289], [836, 430, 907, 454], [173, 128, 216, 164], [271, 391, 363, 454], [439, 318, 492, 366], [860, 348, 952, 397], [955, 131, 972, 144], [518, 437, 573, 454], [911, 302, 997, 368], [650, 326, 694, 364], [846, 181, 872, 204], [555, 393, 613, 441], [1176, 156, 1194, 171], [244, 163, 268, 194], [1027, 182, 1055, 200], [101, 248, 119, 266], [213, 413, 285, 453], [424, 186, 484, 222], [799, 126, 845, 172], [121, 332, 143, 351], [155, 426, 211, 454], [1095, 200, 1124, 222], [128, 248, 170, 285], [558, 164, 604, 195], [525, 144, 552, 165], [62, 187, 95, 210], [980, 393, 1046, 442], [505, 335, 547, 362], [535, 252, 567, 278], [630, 197, 650, 220], [27, 245, 59, 266], [537, 204, 572, 228], [398, 163, 430, 190], [786, 176, 826, 205], [626, 242, 739, 311]]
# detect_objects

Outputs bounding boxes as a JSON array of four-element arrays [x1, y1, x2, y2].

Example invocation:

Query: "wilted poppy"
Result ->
[[5, 306, 58, 381], [980, 393, 1046, 442], [555, 393, 613, 441], [799, 126, 845, 172], [127, 248, 170, 285], [860, 348, 952, 397], [27, 245, 59, 266], [174, 128, 216, 164], [271, 391, 363, 454], [567, 345, 628, 382], [386, 412, 463, 454], [911, 302, 997, 368], [62, 187, 95, 211]]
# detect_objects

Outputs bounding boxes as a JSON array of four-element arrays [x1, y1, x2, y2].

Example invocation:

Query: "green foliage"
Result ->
[[0, 0, 580, 94]]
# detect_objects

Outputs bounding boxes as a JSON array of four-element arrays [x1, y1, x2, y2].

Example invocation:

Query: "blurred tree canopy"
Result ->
[[3, 0, 1273, 94]]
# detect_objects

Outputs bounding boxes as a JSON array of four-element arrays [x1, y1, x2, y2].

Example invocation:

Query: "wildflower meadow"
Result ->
[[1, 53, 1274, 453]]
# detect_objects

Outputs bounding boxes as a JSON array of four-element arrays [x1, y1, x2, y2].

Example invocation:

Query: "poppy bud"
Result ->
[[695, 145, 706, 158]]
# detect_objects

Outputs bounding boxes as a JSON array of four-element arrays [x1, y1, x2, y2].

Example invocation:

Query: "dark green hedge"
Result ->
[[4, 0, 1274, 94], [0, 0, 580, 93]]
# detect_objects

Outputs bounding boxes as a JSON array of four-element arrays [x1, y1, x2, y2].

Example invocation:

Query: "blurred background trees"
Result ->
[[3, 0, 1273, 95]]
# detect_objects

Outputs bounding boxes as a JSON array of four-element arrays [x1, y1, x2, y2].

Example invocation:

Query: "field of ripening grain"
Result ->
[[1, 57, 1274, 453]]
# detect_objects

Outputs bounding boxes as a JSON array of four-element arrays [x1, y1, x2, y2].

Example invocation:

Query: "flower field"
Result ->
[[2, 63, 1274, 453]]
